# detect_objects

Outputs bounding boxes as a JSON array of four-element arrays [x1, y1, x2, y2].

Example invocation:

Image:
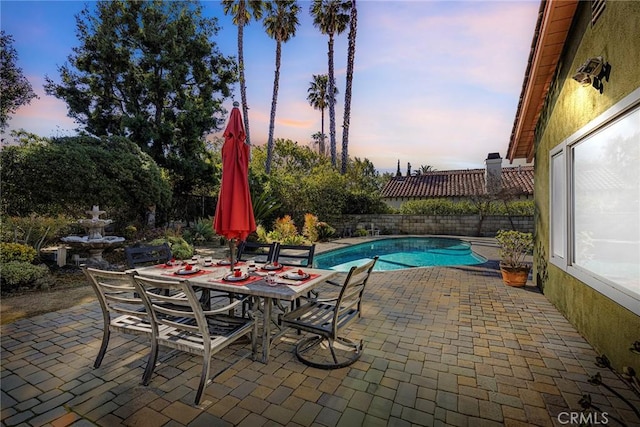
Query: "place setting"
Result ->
[[264, 268, 319, 286], [209, 267, 262, 286]]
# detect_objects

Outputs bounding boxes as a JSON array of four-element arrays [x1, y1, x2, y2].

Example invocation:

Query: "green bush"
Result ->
[[191, 218, 215, 243], [0, 243, 37, 263], [354, 228, 368, 237], [399, 198, 534, 216], [0, 214, 74, 253], [123, 225, 138, 240], [149, 236, 193, 260], [1, 261, 53, 292], [0, 135, 171, 226], [315, 222, 336, 242], [400, 199, 477, 215]]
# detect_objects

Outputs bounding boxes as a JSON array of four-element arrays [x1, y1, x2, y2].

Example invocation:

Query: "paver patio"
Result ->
[[2, 237, 638, 426]]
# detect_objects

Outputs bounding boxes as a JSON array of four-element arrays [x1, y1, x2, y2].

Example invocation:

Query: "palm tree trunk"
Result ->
[[320, 107, 326, 156], [265, 41, 282, 174], [327, 33, 337, 168], [238, 22, 251, 145], [341, 0, 357, 174]]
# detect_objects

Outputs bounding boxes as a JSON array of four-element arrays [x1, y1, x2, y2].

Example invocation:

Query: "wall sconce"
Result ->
[[572, 56, 611, 94]]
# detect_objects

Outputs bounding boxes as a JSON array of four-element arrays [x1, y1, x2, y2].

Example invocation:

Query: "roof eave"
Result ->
[[507, 0, 579, 163]]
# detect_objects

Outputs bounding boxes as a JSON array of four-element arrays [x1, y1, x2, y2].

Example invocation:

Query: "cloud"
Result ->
[[2, 77, 76, 139]]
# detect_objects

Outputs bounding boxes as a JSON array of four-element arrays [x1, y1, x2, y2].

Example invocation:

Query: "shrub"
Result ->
[[495, 229, 533, 268], [315, 222, 335, 242], [256, 215, 310, 245], [303, 213, 319, 243], [354, 228, 368, 237], [400, 199, 477, 215], [123, 225, 138, 240], [0, 135, 171, 225], [0, 214, 74, 253], [0, 242, 37, 263], [1, 261, 53, 292], [190, 217, 215, 243], [149, 236, 193, 260]]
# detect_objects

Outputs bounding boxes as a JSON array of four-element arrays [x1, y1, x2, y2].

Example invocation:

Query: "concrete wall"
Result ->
[[332, 214, 533, 237], [533, 2, 640, 371]]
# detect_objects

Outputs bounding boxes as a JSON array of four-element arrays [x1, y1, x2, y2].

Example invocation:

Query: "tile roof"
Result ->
[[381, 166, 534, 199]]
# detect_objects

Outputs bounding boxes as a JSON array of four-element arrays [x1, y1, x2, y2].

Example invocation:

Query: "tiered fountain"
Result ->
[[61, 206, 125, 267]]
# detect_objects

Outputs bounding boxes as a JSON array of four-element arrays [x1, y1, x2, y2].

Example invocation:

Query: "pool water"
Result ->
[[313, 237, 486, 272]]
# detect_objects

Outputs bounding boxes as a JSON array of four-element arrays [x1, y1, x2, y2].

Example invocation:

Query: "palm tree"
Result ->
[[418, 165, 436, 174], [222, 0, 264, 146], [306, 74, 337, 156], [340, 0, 357, 174], [263, 0, 300, 174], [310, 0, 351, 168]]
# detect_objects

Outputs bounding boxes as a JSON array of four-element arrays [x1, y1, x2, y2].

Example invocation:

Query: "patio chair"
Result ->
[[236, 241, 278, 264], [125, 243, 172, 269], [132, 275, 257, 406], [279, 256, 378, 369], [82, 267, 154, 370], [272, 243, 317, 311], [273, 244, 316, 267]]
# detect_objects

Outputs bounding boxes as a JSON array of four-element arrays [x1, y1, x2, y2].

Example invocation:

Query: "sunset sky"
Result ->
[[1, 0, 539, 173]]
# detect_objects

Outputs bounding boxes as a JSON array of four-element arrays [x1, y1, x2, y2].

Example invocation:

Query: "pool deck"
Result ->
[[2, 236, 639, 426]]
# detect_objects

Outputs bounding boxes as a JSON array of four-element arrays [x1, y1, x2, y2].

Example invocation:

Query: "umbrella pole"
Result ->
[[229, 238, 235, 272]]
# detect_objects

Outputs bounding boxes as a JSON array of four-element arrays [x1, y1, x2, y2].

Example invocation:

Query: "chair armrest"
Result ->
[[325, 280, 342, 287], [202, 296, 247, 316]]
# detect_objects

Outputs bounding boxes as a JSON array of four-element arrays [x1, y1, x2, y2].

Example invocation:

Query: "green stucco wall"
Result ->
[[533, 1, 640, 371]]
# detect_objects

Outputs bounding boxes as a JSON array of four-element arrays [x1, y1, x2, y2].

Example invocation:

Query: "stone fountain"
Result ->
[[61, 206, 125, 267]]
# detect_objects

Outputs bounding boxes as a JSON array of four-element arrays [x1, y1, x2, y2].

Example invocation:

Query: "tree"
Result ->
[[416, 164, 435, 175], [222, 0, 263, 146], [263, 0, 300, 174], [310, 0, 351, 168], [44, 0, 235, 195], [0, 31, 37, 132], [0, 135, 171, 226], [340, 0, 357, 174], [307, 74, 336, 156]]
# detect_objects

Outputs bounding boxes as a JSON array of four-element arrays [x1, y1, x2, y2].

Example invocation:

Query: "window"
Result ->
[[550, 88, 640, 315], [550, 150, 566, 261]]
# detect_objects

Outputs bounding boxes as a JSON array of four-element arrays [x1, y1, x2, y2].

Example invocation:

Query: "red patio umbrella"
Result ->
[[213, 102, 256, 270]]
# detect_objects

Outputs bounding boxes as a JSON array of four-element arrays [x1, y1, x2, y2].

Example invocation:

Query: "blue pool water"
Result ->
[[313, 237, 486, 272]]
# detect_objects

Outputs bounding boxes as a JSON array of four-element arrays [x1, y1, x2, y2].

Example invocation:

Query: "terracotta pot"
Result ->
[[499, 264, 530, 287]]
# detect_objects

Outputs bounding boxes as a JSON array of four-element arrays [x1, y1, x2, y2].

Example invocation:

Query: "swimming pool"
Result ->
[[313, 237, 486, 272]]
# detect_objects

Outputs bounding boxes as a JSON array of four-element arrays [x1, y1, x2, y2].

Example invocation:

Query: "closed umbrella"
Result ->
[[213, 102, 256, 270]]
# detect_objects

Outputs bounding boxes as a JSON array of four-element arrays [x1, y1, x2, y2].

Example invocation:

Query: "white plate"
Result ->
[[262, 263, 283, 271], [176, 267, 200, 275], [223, 273, 249, 282], [217, 260, 232, 265], [284, 272, 310, 280]]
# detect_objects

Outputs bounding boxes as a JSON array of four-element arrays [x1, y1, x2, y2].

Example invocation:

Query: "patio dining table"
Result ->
[[129, 261, 338, 363]]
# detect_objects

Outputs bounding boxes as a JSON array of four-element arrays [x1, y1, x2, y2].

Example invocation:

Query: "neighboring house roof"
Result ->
[[381, 166, 534, 199], [507, 0, 579, 162]]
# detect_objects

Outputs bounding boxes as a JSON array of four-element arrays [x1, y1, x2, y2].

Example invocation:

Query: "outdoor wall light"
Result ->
[[572, 56, 611, 94]]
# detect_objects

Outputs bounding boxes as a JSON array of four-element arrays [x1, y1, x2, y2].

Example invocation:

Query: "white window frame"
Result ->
[[550, 148, 567, 267], [549, 87, 640, 315]]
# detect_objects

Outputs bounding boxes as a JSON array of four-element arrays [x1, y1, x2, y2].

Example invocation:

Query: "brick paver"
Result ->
[[2, 237, 639, 426]]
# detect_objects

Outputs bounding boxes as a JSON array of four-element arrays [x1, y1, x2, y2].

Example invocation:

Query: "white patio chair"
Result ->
[[82, 267, 154, 371], [132, 275, 257, 406]]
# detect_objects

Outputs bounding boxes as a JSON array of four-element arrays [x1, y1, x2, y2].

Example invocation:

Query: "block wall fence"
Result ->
[[331, 215, 534, 237]]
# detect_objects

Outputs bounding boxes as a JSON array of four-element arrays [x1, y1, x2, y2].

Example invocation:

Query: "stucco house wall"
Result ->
[[532, 1, 640, 371]]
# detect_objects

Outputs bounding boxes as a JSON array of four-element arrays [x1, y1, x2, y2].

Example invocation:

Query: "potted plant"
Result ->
[[495, 229, 533, 287]]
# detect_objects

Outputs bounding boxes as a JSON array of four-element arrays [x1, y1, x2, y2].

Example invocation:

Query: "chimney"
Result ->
[[485, 152, 502, 194]]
